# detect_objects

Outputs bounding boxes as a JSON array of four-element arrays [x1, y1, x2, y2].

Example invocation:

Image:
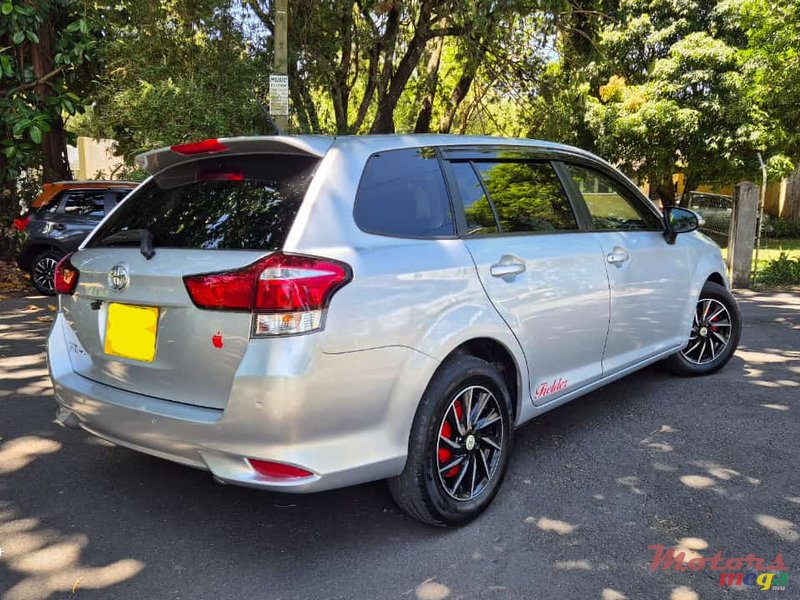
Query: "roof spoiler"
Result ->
[[135, 136, 334, 175]]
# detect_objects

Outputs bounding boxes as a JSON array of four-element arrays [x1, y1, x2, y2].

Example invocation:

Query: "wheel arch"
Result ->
[[433, 337, 523, 424], [18, 241, 68, 271]]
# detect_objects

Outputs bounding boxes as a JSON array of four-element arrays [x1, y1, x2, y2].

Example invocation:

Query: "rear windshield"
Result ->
[[88, 154, 318, 250]]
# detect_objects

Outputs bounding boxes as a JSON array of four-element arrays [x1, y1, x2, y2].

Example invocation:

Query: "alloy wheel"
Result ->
[[33, 257, 57, 294], [681, 298, 732, 365], [436, 385, 504, 502]]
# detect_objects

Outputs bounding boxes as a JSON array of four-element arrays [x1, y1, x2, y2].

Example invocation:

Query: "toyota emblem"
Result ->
[[108, 264, 129, 292]]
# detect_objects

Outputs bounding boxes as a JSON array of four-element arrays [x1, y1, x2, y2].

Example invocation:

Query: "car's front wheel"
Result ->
[[388, 354, 513, 526], [30, 248, 64, 296], [664, 281, 741, 376]]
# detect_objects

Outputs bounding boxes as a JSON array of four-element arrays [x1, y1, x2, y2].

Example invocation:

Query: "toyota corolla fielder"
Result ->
[[48, 135, 741, 526]]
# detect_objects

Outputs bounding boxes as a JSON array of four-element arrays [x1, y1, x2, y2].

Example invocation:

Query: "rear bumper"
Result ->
[[48, 314, 436, 492]]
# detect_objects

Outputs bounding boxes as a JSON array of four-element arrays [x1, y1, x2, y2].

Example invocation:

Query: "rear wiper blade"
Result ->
[[97, 229, 156, 260]]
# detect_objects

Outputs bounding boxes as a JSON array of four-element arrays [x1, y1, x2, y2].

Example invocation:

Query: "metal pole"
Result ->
[[273, 0, 288, 132], [753, 153, 768, 285]]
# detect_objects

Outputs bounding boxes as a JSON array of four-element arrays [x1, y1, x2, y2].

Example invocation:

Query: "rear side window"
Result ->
[[354, 148, 455, 238], [89, 154, 318, 250], [64, 190, 107, 217], [473, 161, 579, 233], [449, 161, 499, 235]]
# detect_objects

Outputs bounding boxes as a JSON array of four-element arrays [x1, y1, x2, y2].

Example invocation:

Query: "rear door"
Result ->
[[559, 162, 692, 373], [443, 151, 610, 405], [60, 152, 321, 409]]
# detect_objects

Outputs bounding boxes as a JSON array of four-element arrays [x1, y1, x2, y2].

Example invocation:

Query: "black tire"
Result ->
[[388, 354, 513, 527], [30, 248, 64, 296], [664, 281, 741, 376]]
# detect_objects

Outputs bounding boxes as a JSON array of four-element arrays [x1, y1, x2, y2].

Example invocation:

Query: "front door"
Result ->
[[444, 157, 610, 405], [560, 163, 692, 374]]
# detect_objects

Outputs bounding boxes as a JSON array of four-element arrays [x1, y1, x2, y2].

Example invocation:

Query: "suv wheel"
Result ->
[[30, 249, 64, 296], [388, 355, 513, 526], [664, 281, 741, 376]]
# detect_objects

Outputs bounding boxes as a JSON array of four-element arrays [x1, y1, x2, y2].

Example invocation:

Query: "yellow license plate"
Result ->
[[104, 303, 159, 362]]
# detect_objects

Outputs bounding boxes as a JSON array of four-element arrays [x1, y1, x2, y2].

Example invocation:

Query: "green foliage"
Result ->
[[0, 0, 95, 185], [757, 252, 800, 287], [79, 1, 269, 162], [767, 220, 800, 240]]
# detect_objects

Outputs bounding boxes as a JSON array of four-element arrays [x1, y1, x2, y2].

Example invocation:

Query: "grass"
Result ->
[[720, 238, 800, 264]]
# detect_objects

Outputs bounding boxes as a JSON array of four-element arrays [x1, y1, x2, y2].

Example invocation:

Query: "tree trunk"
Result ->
[[413, 38, 443, 133], [437, 47, 484, 134], [370, 2, 435, 133], [653, 173, 676, 206], [31, 20, 71, 182]]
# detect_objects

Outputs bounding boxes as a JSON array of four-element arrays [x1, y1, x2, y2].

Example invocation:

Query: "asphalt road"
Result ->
[[0, 290, 798, 600]]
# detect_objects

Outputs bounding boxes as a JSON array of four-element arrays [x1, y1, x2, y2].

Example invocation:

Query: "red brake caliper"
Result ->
[[710, 313, 719, 332], [438, 400, 463, 478]]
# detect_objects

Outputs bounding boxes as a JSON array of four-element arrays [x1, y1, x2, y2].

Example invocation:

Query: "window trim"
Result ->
[[352, 147, 459, 241], [444, 156, 585, 238], [556, 160, 666, 233]]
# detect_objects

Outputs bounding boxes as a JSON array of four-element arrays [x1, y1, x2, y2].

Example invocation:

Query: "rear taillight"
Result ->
[[12, 216, 30, 231], [247, 458, 314, 480], [170, 138, 228, 155], [183, 252, 351, 336], [54, 253, 79, 295]]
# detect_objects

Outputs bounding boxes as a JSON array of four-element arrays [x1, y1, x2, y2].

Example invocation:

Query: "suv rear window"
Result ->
[[354, 148, 455, 238], [89, 154, 318, 250]]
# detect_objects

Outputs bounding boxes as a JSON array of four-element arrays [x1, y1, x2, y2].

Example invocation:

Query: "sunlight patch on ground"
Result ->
[[754, 514, 800, 543], [415, 579, 450, 600], [679, 475, 715, 489], [0, 436, 62, 475], [0, 510, 144, 600], [670, 586, 699, 600], [601, 589, 627, 600], [532, 517, 576, 535]]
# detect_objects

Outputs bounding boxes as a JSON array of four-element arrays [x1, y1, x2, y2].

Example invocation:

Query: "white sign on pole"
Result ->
[[269, 74, 289, 115]]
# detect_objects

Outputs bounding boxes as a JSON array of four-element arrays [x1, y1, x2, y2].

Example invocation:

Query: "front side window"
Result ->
[[566, 165, 661, 231], [473, 161, 579, 233], [354, 148, 455, 238]]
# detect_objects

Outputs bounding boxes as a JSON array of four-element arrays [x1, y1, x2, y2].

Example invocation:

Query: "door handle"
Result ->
[[606, 248, 630, 264], [490, 256, 526, 278]]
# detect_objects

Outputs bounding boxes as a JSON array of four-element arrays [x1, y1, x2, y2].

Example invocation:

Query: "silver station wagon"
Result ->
[[48, 135, 741, 526]]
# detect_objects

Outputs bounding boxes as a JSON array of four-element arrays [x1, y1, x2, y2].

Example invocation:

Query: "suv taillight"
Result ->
[[54, 253, 79, 295], [183, 252, 351, 336]]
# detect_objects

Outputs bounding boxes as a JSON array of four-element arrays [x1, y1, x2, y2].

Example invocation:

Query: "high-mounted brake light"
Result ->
[[247, 458, 314, 480], [183, 252, 351, 336], [170, 138, 228, 155], [54, 253, 79, 295], [196, 168, 244, 182]]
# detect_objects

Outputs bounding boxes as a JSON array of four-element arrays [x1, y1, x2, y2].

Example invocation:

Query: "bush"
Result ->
[[757, 252, 800, 286], [768, 219, 800, 239]]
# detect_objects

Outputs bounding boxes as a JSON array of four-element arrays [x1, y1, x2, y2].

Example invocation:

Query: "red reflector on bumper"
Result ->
[[247, 459, 314, 480]]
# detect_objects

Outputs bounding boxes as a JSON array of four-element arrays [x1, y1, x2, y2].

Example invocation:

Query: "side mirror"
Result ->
[[663, 206, 703, 244]]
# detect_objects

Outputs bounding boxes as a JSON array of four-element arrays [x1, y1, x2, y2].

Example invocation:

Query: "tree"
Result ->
[[80, 1, 268, 164], [1, 0, 95, 208]]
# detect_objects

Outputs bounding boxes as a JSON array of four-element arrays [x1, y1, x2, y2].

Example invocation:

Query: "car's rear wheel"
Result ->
[[664, 281, 741, 376], [388, 354, 513, 526], [30, 249, 64, 296]]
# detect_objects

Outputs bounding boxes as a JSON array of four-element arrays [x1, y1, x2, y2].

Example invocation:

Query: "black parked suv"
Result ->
[[17, 185, 136, 295]]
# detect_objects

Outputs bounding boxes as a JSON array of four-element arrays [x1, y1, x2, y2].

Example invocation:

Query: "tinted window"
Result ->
[[449, 162, 498, 235], [354, 148, 455, 237], [473, 161, 578, 233], [63, 190, 107, 217], [566, 165, 661, 230], [89, 154, 318, 250]]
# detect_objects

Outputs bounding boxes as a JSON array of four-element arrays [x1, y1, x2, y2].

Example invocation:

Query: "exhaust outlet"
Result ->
[[55, 406, 81, 429]]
